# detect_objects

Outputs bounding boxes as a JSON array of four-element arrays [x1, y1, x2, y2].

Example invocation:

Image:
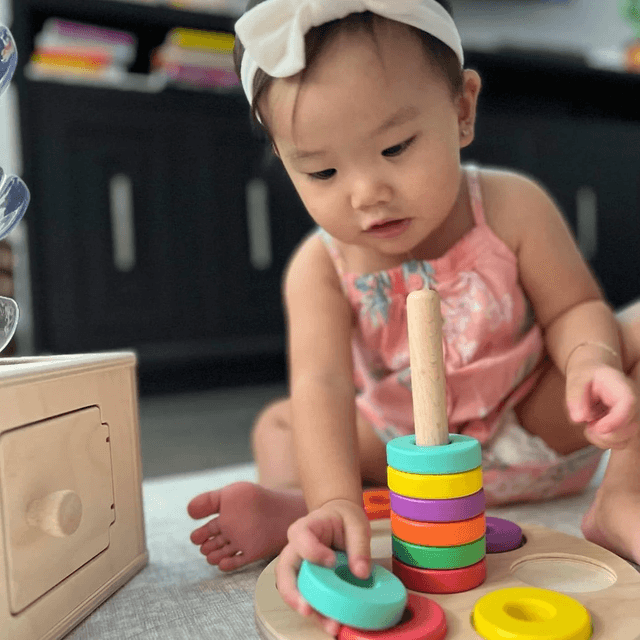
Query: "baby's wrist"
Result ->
[[316, 496, 364, 512], [564, 341, 622, 377]]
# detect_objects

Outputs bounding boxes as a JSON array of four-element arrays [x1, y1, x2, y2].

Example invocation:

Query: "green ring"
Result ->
[[297, 551, 407, 630], [392, 535, 486, 570], [386, 433, 482, 475]]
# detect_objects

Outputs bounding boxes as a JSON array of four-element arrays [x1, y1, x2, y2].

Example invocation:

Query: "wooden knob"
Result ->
[[407, 289, 449, 447], [26, 490, 83, 538]]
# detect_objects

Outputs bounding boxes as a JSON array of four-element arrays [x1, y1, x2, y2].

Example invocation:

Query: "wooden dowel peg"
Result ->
[[407, 289, 449, 447]]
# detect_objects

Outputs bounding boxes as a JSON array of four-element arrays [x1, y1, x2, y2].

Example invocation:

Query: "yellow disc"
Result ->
[[472, 586, 592, 640], [387, 465, 483, 500]]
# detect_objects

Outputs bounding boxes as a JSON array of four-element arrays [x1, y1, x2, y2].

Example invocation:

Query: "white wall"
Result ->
[[451, 0, 633, 56]]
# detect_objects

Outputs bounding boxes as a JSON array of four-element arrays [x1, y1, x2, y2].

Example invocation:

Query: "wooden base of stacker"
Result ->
[[254, 519, 640, 639]]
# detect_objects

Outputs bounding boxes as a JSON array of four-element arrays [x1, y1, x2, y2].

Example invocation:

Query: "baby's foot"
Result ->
[[187, 482, 308, 571], [581, 487, 640, 567]]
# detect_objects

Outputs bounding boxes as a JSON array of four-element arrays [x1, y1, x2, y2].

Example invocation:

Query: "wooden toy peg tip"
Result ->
[[407, 289, 449, 447]]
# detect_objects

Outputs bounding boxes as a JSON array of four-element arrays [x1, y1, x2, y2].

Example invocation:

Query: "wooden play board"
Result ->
[[254, 518, 640, 639]]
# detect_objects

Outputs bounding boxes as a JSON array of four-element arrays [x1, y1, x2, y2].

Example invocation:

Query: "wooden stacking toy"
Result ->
[[254, 289, 640, 639], [388, 290, 487, 595]]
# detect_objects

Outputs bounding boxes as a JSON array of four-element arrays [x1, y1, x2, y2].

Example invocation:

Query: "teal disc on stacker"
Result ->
[[297, 551, 407, 630], [386, 433, 481, 474]]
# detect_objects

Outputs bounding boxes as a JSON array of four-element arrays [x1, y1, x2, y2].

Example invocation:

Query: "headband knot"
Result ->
[[235, 0, 463, 104]]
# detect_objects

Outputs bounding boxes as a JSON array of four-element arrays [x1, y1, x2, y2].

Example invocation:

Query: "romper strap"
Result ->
[[316, 227, 347, 279], [465, 164, 487, 227]]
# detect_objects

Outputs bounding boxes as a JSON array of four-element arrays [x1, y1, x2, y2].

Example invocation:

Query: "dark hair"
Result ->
[[233, 1, 463, 139]]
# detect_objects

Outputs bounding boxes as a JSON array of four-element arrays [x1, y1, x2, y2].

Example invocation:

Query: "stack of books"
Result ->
[[28, 19, 137, 81], [167, 0, 246, 16], [151, 28, 239, 89]]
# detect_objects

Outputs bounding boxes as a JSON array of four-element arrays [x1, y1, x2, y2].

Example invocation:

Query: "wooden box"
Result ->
[[0, 352, 148, 640]]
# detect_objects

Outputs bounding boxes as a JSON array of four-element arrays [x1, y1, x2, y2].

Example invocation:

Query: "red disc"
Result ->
[[392, 556, 486, 594], [339, 593, 447, 640]]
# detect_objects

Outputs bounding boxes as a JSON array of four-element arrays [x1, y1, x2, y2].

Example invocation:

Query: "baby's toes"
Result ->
[[187, 490, 221, 519], [206, 542, 242, 568], [200, 534, 229, 556], [218, 551, 252, 572], [190, 519, 220, 545]]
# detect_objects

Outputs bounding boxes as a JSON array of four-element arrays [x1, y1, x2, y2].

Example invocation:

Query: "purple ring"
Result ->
[[390, 489, 485, 523], [485, 517, 523, 553]]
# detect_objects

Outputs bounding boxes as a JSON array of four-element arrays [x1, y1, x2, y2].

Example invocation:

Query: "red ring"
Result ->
[[392, 556, 486, 594], [338, 593, 447, 640]]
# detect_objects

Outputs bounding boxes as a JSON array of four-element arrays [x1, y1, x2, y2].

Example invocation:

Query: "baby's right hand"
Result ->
[[274, 498, 372, 637]]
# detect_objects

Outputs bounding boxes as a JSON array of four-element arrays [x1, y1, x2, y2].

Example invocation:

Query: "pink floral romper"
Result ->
[[318, 165, 603, 506]]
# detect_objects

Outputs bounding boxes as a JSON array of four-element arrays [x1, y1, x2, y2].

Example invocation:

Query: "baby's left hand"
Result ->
[[566, 364, 640, 449]]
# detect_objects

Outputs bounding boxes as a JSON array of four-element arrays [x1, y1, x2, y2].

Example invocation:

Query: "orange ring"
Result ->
[[391, 511, 485, 547], [363, 488, 390, 520]]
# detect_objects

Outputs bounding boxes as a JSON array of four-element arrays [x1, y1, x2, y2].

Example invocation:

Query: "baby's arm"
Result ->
[[284, 235, 362, 511], [275, 234, 371, 635], [493, 171, 638, 447]]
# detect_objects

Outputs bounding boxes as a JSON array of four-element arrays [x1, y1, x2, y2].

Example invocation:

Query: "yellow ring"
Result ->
[[387, 466, 483, 500], [472, 587, 592, 640]]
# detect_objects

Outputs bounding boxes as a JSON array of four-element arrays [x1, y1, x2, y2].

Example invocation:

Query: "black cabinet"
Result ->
[[22, 81, 312, 385], [464, 51, 640, 309], [34, 84, 183, 352]]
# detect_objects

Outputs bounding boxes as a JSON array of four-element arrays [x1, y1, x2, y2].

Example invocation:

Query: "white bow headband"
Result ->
[[235, 0, 464, 105]]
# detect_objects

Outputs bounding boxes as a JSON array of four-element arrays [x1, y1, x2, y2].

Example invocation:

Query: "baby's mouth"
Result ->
[[365, 218, 411, 237], [368, 219, 406, 230]]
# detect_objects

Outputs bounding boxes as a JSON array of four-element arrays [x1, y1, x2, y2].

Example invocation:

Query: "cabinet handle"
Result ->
[[246, 178, 272, 270], [109, 173, 136, 272], [576, 186, 598, 261]]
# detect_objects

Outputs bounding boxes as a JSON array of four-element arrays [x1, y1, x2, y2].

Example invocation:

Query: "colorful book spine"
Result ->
[[167, 28, 235, 53]]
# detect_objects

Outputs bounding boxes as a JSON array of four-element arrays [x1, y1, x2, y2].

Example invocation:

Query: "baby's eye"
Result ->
[[382, 136, 417, 157], [308, 168, 336, 181]]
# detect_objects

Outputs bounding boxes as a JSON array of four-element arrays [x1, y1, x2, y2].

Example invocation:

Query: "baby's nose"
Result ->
[[350, 175, 393, 211]]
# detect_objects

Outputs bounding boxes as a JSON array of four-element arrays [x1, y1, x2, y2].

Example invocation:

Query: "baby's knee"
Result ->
[[251, 398, 291, 443]]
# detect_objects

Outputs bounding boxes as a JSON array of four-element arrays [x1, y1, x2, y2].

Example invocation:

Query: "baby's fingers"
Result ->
[[342, 511, 372, 580], [589, 372, 639, 431], [287, 517, 337, 569], [275, 542, 308, 614], [275, 543, 342, 637]]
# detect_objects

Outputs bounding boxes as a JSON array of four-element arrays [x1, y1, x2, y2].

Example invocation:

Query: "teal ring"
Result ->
[[386, 434, 481, 475], [392, 535, 486, 570], [297, 551, 407, 630]]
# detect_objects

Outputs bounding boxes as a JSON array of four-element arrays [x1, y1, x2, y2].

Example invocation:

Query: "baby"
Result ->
[[188, 1, 640, 635]]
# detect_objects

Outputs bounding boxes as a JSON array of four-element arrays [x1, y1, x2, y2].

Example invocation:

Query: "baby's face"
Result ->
[[265, 20, 479, 259]]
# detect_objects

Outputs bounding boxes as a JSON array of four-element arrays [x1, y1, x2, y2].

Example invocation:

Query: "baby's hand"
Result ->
[[566, 363, 640, 449], [274, 498, 371, 638]]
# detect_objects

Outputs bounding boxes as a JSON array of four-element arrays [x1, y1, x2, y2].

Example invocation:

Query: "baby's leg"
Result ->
[[514, 300, 640, 565], [187, 398, 387, 571]]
